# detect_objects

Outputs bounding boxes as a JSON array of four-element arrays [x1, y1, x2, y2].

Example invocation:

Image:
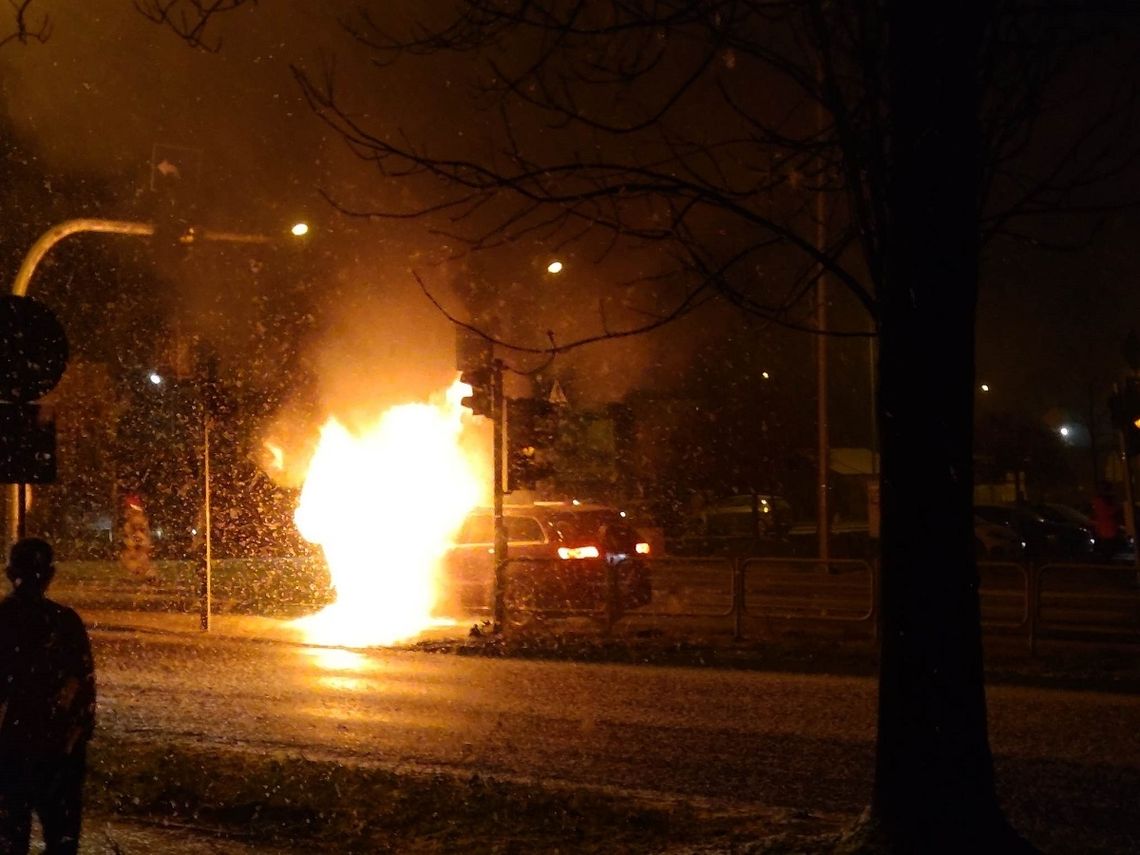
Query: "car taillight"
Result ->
[[635, 542, 651, 555], [557, 545, 600, 560]]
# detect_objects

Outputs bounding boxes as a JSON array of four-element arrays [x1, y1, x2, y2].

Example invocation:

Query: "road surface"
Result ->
[[89, 621, 1140, 851]]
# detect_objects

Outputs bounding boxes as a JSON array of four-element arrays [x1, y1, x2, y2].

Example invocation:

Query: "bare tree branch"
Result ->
[[134, 0, 254, 51], [0, 0, 50, 50]]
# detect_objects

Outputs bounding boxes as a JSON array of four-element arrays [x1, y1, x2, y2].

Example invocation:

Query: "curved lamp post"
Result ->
[[7, 218, 302, 629]]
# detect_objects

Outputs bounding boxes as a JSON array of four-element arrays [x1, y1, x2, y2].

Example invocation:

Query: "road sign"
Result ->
[[0, 295, 69, 402]]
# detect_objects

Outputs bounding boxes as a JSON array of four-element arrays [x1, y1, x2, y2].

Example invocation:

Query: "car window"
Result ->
[[506, 516, 544, 543], [550, 511, 622, 542]]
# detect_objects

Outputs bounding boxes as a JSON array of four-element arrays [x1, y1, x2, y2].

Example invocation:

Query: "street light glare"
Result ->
[[291, 222, 309, 237], [980, 384, 990, 392], [1059, 425, 1071, 438], [148, 372, 163, 386], [546, 260, 563, 274]]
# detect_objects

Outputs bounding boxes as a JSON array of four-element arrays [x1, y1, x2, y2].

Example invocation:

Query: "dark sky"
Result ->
[[0, 1, 1136, 455]]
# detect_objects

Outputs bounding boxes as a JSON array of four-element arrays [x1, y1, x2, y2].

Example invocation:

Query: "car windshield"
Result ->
[[1038, 505, 1092, 527]]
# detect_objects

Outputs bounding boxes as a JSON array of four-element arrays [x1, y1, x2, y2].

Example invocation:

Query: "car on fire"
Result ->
[[438, 502, 653, 616]]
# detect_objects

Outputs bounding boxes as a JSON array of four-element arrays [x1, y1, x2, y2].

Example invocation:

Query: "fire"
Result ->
[[264, 441, 285, 472], [291, 380, 483, 646]]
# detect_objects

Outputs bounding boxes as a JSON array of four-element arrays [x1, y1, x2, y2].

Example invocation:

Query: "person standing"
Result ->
[[0, 538, 96, 855]]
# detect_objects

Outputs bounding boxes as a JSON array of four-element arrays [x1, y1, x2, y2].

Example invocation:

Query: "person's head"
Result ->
[[6, 537, 55, 594]]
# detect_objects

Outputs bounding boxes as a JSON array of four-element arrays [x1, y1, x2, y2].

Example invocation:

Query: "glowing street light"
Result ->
[[980, 384, 990, 393], [1059, 425, 1071, 439], [546, 260, 563, 274], [148, 372, 163, 386], [290, 222, 309, 237]]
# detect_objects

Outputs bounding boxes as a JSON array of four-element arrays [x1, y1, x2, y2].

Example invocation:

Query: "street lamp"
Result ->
[[148, 372, 163, 386], [7, 215, 308, 629], [546, 260, 564, 274]]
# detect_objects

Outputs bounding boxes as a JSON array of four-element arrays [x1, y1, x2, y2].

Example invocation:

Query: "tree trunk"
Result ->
[[866, 2, 1029, 851]]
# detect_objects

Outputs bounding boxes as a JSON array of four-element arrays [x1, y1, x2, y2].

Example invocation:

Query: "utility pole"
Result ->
[[491, 359, 508, 630], [200, 409, 212, 631], [815, 65, 830, 567]]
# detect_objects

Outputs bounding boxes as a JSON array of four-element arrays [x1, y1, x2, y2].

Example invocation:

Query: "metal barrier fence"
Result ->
[[492, 556, 1138, 651], [1030, 562, 1140, 653], [55, 556, 1140, 652]]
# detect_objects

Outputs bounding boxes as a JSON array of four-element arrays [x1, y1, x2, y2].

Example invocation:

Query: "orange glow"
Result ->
[[291, 380, 483, 646], [264, 441, 285, 472], [635, 542, 651, 555]]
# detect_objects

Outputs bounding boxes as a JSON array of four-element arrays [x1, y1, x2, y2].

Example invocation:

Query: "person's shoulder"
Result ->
[[44, 598, 88, 629]]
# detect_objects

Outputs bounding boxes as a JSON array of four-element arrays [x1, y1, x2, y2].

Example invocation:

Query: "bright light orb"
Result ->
[[291, 222, 310, 237], [1059, 425, 1071, 438], [546, 260, 563, 274], [980, 384, 990, 392], [148, 372, 163, 386]]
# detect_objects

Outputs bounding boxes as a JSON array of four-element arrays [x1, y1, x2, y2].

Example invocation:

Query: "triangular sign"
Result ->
[[548, 380, 569, 406]]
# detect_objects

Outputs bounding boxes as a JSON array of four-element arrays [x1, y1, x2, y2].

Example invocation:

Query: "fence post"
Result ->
[[871, 558, 880, 641], [733, 558, 745, 640], [604, 561, 620, 636], [1027, 562, 1039, 656]]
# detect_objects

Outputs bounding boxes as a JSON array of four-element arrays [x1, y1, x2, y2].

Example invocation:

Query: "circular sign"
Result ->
[[0, 295, 69, 402]]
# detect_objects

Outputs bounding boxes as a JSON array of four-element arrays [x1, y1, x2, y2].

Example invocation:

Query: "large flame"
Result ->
[[292, 381, 483, 646]]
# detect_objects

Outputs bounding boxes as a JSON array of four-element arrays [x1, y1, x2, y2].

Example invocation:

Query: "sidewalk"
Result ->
[[77, 816, 302, 854]]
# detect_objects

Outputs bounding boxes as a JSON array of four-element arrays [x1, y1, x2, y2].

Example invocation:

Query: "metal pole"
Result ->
[[491, 359, 508, 631], [200, 411, 212, 631], [869, 335, 878, 475], [815, 68, 830, 568], [1113, 383, 1138, 563], [16, 483, 27, 540], [816, 197, 830, 566]]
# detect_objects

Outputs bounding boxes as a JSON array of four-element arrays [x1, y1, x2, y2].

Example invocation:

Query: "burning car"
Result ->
[[439, 502, 653, 617]]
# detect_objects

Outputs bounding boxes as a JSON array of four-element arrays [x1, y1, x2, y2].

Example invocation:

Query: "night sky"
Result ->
[[0, 1, 1136, 469]]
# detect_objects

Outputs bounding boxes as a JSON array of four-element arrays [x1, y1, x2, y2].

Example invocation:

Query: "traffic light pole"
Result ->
[[491, 359, 508, 631], [200, 408, 213, 631]]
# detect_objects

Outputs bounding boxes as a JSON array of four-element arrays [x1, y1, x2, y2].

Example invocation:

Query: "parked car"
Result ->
[[1042, 502, 1135, 564], [697, 494, 794, 539], [440, 502, 652, 615], [974, 515, 1025, 560], [974, 503, 1096, 561]]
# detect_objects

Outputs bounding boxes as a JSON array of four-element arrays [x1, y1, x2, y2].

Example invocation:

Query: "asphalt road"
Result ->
[[89, 623, 1140, 852]]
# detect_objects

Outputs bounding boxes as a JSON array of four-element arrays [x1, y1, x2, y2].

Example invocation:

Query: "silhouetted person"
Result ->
[[0, 538, 96, 855]]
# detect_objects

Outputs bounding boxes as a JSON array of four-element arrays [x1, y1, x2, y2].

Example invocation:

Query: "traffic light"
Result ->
[[1108, 379, 1140, 457], [507, 397, 558, 491], [460, 368, 493, 417]]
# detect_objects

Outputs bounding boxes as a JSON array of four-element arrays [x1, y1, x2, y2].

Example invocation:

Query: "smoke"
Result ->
[[0, 1, 749, 468]]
